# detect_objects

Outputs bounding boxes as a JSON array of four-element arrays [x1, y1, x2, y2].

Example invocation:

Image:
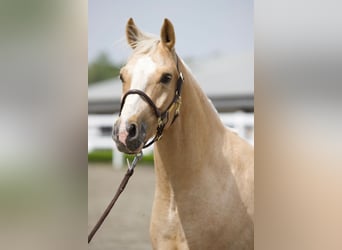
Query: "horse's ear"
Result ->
[[160, 18, 176, 50], [126, 18, 144, 49]]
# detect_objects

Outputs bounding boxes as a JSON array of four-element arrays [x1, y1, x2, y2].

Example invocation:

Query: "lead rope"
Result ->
[[88, 152, 143, 243]]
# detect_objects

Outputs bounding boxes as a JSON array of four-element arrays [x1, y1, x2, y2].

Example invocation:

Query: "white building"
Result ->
[[88, 54, 254, 114], [88, 54, 254, 166]]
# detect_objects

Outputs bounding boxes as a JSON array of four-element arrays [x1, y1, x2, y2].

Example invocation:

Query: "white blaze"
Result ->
[[119, 56, 157, 133]]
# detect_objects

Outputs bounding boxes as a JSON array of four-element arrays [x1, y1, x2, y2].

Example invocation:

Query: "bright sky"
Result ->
[[88, 0, 253, 64]]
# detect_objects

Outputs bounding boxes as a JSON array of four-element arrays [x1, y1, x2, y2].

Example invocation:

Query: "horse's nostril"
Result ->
[[127, 123, 137, 138]]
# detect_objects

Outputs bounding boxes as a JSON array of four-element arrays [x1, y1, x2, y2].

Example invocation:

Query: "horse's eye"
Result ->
[[160, 73, 172, 84], [119, 73, 124, 83]]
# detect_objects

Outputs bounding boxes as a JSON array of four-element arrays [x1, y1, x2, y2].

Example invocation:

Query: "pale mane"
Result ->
[[127, 27, 159, 55]]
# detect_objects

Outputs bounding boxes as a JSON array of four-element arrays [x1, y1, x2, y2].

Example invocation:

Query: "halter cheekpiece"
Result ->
[[118, 55, 184, 149]]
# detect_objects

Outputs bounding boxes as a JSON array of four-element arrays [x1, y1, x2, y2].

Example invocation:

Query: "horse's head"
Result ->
[[113, 18, 183, 154]]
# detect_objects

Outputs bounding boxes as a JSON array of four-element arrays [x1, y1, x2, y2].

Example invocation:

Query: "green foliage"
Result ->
[[88, 149, 154, 165], [88, 53, 121, 84], [88, 149, 112, 162], [125, 153, 154, 164]]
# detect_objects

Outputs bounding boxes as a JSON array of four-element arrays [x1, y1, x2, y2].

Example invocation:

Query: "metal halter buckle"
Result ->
[[158, 117, 164, 127], [175, 97, 182, 115]]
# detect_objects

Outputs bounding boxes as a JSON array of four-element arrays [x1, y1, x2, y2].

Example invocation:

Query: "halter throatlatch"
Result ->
[[118, 55, 184, 149]]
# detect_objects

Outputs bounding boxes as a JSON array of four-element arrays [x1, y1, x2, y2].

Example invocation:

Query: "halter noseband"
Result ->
[[118, 56, 184, 149]]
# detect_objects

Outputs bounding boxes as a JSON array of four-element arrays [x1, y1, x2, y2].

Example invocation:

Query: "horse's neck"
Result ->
[[153, 63, 226, 193]]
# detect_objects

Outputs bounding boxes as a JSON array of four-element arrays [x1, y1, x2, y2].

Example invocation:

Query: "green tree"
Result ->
[[88, 53, 121, 84]]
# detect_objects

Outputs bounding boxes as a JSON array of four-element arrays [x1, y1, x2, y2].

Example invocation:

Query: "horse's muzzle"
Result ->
[[112, 120, 146, 154]]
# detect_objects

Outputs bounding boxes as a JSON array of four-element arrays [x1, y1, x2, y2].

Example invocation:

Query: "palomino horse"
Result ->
[[113, 18, 254, 250]]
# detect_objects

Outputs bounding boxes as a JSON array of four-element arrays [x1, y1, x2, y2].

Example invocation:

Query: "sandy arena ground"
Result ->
[[88, 164, 155, 250]]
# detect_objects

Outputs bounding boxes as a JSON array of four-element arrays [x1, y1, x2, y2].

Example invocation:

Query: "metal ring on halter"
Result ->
[[126, 151, 143, 170]]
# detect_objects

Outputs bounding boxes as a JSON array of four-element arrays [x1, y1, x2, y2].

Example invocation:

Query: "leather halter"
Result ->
[[118, 56, 184, 149]]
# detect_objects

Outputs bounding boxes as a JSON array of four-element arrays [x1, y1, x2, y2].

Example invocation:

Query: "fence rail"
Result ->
[[88, 112, 253, 168]]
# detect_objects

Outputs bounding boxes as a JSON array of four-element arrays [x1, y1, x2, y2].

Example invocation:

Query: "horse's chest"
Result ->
[[151, 199, 189, 249]]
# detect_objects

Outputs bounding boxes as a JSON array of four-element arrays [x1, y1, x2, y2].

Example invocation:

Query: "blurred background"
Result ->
[[88, 1, 253, 249], [88, 0, 254, 165], [1, 0, 341, 249]]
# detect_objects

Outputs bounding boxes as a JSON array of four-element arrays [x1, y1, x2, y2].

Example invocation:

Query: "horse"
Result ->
[[113, 18, 254, 250]]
